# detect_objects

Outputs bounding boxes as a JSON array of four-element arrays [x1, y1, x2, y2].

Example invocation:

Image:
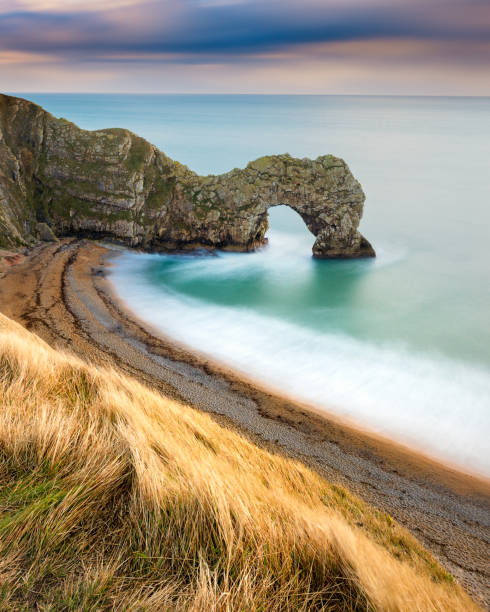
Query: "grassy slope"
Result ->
[[0, 314, 478, 611]]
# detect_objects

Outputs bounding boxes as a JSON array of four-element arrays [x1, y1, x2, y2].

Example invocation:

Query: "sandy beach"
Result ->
[[0, 238, 488, 607]]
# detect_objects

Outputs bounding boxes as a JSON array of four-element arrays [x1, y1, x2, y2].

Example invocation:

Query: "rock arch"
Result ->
[[0, 95, 375, 258], [162, 154, 375, 258]]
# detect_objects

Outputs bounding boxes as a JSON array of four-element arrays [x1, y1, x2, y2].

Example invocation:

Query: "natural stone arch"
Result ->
[[0, 94, 375, 258], [246, 155, 375, 258], [164, 154, 375, 258]]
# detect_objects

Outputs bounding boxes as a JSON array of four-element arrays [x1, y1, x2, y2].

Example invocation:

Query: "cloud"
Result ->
[[0, 0, 142, 12], [0, 0, 489, 93], [1, 0, 489, 57]]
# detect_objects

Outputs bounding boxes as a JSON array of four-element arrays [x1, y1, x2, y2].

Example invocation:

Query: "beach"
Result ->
[[0, 238, 488, 607]]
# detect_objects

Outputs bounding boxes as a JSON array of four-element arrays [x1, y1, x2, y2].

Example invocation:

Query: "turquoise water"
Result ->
[[18, 94, 490, 476]]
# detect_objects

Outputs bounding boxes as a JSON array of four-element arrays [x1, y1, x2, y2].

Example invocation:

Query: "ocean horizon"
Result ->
[[19, 92, 490, 478]]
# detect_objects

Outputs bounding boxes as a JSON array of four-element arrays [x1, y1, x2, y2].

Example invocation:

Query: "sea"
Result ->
[[17, 93, 490, 477]]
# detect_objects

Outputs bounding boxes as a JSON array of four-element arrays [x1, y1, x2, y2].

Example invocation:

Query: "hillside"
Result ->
[[0, 312, 478, 610]]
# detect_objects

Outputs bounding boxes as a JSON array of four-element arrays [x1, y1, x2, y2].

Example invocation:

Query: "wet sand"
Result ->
[[0, 249, 25, 278], [0, 238, 488, 607]]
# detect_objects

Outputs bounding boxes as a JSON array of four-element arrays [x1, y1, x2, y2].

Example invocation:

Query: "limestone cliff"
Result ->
[[0, 94, 374, 257]]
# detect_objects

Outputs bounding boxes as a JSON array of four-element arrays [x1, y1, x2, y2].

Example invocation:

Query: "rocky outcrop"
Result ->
[[0, 94, 374, 257], [36, 222, 58, 242]]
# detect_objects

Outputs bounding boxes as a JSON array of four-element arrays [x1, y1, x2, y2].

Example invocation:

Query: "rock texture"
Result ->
[[0, 94, 374, 257], [36, 222, 58, 242]]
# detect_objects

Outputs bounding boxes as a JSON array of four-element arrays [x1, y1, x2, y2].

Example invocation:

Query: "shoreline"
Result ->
[[103, 247, 490, 491], [0, 238, 488, 607]]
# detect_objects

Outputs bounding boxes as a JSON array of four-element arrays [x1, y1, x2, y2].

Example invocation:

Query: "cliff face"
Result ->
[[0, 94, 374, 257]]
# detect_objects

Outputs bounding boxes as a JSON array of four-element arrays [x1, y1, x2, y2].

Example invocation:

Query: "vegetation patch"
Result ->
[[125, 137, 150, 171], [146, 177, 175, 210], [0, 314, 477, 611]]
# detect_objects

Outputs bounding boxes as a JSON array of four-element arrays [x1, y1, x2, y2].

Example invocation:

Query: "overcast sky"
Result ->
[[1, 0, 489, 94]]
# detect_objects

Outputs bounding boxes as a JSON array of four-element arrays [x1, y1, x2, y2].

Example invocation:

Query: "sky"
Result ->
[[1, 0, 489, 95]]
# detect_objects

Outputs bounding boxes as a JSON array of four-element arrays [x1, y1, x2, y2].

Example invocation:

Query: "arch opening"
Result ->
[[265, 205, 315, 255]]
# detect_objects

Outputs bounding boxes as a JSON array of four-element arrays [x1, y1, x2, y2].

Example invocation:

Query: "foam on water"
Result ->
[[110, 242, 490, 478]]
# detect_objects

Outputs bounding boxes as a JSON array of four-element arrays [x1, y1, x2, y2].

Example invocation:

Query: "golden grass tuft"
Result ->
[[0, 313, 479, 610]]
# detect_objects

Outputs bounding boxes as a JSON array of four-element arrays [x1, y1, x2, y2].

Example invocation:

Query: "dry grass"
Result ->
[[0, 313, 479, 611]]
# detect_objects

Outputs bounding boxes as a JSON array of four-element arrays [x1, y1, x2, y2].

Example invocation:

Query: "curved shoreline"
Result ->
[[107, 248, 490, 484], [0, 238, 489, 607]]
